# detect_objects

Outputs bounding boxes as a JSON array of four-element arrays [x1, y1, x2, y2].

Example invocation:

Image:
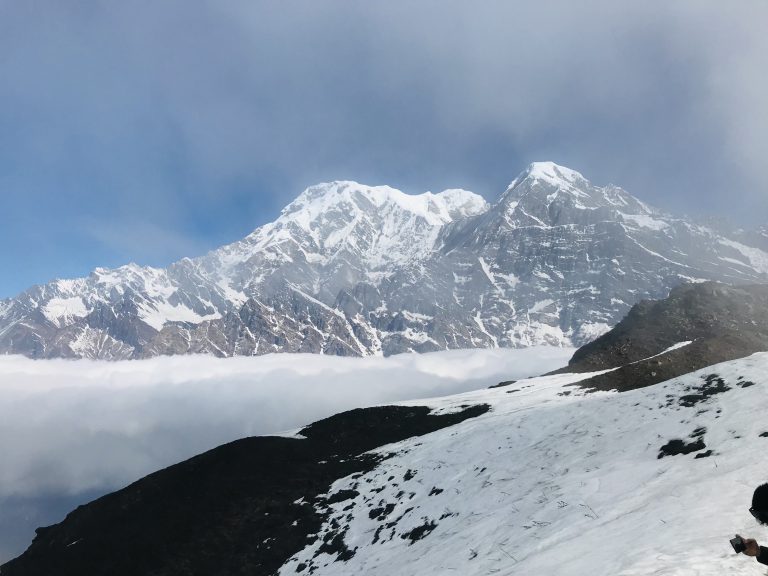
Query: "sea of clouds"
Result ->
[[0, 346, 572, 563]]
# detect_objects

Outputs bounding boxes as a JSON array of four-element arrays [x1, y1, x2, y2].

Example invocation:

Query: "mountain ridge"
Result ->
[[1, 162, 766, 359]]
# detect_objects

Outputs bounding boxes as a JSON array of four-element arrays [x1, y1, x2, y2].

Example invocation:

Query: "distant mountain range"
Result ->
[[1, 162, 766, 359]]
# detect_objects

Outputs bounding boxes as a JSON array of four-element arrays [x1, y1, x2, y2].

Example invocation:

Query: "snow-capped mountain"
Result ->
[[1, 162, 766, 359], [5, 282, 768, 576]]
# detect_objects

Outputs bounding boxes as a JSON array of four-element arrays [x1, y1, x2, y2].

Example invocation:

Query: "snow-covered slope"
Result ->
[[1, 163, 766, 359], [280, 352, 768, 576]]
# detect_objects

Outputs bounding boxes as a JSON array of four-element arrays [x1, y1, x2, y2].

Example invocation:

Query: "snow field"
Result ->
[[280, 352, 768, 576]]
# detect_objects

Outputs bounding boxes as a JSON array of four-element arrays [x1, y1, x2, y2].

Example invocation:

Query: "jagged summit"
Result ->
[[495, 162, 655, 229], [280, 180, 489, 229], [504, 161, 635, 205], [228, 180, 489, 281], [507, 161, 587, 191]]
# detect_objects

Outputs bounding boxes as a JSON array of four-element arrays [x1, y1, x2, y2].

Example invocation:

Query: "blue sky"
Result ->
[[1, 1, 766, 298]]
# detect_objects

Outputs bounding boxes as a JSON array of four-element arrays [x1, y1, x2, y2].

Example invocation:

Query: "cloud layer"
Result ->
[[0, 1, 766, 297], [0, 347, 572, 562]]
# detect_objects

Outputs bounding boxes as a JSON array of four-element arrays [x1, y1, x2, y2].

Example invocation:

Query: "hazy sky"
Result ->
[[1, 1, 766, 297]]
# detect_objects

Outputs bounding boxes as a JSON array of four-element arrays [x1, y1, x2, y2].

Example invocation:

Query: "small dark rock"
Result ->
[[658, 437, 707, 458], [489, 380, 517, 389], [690, 427, 707, 438], [401, 520, 438, 544], [326, 489, 359, 505], [368, 504, 396, 521]]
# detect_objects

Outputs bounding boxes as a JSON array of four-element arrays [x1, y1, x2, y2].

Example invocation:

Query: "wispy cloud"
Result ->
[[83, 218, 210, 264]]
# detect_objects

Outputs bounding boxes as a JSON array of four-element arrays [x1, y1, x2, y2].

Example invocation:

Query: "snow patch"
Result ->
[[718, 238, 768, 274], [138, 301, 222, 331], [520, 161, 586, 189], [573, 321, 612, 343], [620, 212, 669, 231], [42, 297, 89, 327], [282, 181, 487, 230], [528, 299, 555, 314]]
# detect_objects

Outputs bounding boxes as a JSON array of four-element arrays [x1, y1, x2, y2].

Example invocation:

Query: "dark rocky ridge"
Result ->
[[559, 282, 768, 392], [0, 404, 489, 576]]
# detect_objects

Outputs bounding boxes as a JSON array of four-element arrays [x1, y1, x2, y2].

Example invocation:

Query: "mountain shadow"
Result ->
[[0, 404, 488, 576]]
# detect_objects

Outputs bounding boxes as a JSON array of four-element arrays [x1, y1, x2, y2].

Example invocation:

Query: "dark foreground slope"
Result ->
[[561, 282, 768, 392], [0, 404, 488, 576]]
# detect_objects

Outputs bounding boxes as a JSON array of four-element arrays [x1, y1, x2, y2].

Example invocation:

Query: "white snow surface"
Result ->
[[42, 297, 89, 327], [282, 181, 488, 228], [620, 212, 670, 231], [279, 352, 768, 576], [719, 238, 768, 274], [516, 161, 586, 190], [211, 180, 493, 280], [137, 300, 222, 331], [572, 321, 612, 343]]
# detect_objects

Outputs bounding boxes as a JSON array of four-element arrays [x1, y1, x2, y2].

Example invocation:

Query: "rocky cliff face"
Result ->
[[1, 162, 766, 359], [560, 281, 768, 392]]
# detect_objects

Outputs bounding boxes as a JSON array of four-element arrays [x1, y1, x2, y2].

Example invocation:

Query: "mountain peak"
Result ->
[[492, 162, 666, 230], [525, 161, 585, 184], [280, 181, 487, 229], [506, 161, 586, 192]]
